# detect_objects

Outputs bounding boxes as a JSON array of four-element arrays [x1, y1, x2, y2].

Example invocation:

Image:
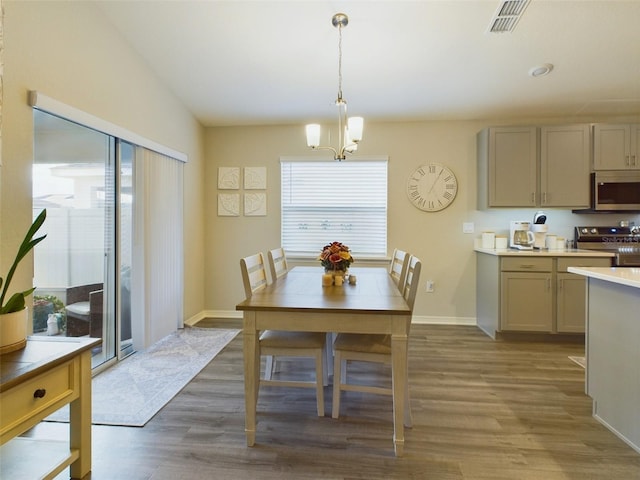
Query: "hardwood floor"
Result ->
[[29, 322, 639, 479]]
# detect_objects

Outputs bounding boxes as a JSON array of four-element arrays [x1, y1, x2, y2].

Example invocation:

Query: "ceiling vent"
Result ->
[[488, 0, 531, 33]]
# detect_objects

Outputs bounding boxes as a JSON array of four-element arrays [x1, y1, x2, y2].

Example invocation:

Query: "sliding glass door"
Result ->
[[33, 110, 135, 368]]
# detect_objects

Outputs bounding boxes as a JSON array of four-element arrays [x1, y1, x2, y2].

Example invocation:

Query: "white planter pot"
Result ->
[[0, 307, 28, 354]]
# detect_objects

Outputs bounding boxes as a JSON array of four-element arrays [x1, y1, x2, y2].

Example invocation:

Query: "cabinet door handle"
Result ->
[[558, 279, 563, 291], [531, 192, 535, 204], [547, 278, 551, 291], [627, 155, 631, 166], [520, 264, 535, 269], [542, 192, 547, 204], [33, 388, 47, 399], [632, 155, 637, 166]]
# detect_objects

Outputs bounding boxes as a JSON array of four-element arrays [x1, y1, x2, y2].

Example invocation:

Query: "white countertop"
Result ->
[[567, 266, 640, 289], [474, 247, 615, 258]]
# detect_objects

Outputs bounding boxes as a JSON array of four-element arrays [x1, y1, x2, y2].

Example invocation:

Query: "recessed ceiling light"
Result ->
[[529, 63, 554, 77]]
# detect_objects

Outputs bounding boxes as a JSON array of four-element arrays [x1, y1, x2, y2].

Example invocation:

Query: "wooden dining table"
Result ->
[[235, 266, 413, 456]]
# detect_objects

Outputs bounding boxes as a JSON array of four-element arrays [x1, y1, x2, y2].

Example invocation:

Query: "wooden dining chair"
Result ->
[[332, 255, 422, 426], [240, 252, 327, 416], [264, 247, 289, 380], [389, 248, 410, 289], [267, 247, 288, 281]]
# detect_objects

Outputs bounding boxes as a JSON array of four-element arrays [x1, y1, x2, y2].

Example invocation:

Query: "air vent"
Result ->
[[488, 0, 531, 33]]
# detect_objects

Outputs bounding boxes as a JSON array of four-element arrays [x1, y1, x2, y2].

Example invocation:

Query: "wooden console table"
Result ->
[[0, 336, 100, 479]]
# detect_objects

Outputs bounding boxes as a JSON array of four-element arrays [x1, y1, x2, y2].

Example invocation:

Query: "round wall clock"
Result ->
[[406, 164, 458, 212]]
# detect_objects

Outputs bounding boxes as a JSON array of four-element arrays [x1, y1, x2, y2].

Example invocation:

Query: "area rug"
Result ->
[[569, 355, 586, 369], [46, 327, 239, 427]]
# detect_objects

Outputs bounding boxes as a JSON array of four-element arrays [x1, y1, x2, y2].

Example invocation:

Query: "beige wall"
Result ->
[[1, 1, 205, 320], [205, 120, 640, 321]]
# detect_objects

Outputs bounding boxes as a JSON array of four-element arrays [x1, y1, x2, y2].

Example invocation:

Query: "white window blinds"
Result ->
[[281, 158, 388, 257]]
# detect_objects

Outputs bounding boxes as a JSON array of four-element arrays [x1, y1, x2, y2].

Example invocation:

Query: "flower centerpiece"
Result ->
[[318, 241, 353, 274]]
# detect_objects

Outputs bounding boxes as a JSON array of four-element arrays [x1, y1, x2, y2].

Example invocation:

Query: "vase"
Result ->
[[324, 267, 347, 277], [0, 307, 28, 355]]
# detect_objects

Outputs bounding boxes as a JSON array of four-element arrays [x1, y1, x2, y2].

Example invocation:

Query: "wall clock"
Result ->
[[406, 164, 458, 212]]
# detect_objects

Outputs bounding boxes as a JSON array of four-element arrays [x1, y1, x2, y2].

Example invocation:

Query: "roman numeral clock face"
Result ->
[[406, 164, 458, 212]]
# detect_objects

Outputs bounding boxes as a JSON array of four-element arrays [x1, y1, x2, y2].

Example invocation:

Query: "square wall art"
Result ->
[[218, 193, 240, 216], [218, 167, 240, 189], [244, 167, 267, 189], [244, 192, 267, 216]]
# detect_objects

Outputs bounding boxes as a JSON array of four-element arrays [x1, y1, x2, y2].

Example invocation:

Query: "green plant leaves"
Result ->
[[0, 209, 47, 314]]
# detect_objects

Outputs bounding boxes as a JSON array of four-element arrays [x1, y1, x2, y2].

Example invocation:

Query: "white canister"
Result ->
[[545, 234, 557, 250], [495, 235, 508, 249], [555, 237, 565, 250], [481, 231, 495, 249]]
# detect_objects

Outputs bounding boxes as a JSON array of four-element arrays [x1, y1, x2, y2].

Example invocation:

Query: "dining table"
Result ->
[[235, 266, 413, 456]]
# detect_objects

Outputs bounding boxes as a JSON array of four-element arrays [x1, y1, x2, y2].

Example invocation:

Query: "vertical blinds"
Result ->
[[281, 158, 388, 257], [141, 148, 184, 346]]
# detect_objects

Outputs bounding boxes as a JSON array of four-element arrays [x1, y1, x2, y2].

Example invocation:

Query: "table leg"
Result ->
[[243, 312, 259, 446], [391, 331, 408, 457], [69, 349, 92, 479]]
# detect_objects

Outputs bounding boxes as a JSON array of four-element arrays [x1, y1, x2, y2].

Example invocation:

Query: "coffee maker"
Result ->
[[509, 221, 535, 250], [531, 211, 548, 249]]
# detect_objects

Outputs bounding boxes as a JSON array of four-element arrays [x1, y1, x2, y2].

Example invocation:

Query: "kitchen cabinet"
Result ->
[[476, 252, 612, 338], [477, 124, 591, 208], [500, 258, 553, 332], [556, 257, 612, 333], [540, 125, 590, 207], [478, 126, 537, 208], [593, 123, 640, 170]]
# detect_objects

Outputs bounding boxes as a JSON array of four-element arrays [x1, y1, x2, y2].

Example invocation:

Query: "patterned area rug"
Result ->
[[46, 327, 239, 427]]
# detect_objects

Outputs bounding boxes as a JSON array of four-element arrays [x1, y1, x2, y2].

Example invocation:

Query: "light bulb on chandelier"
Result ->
[[305, 13, 364, 161]]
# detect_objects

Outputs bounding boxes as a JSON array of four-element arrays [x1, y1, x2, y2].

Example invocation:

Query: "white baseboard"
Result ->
[[411, 315, 477, 326], [184, 310, 242, 326], [191, 310, 477, 326]]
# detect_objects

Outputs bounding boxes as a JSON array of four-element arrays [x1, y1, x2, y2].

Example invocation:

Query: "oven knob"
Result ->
[[581, 228, 589, 234], [631, 226, 640, 235], [590, 228, 598, 234]]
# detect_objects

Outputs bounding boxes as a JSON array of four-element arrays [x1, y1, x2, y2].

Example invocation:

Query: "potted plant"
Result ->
[[0, 209, 47, 354]]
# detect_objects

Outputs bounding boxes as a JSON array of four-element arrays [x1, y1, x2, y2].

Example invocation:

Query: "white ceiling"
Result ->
[[95, 0, 640, 127]]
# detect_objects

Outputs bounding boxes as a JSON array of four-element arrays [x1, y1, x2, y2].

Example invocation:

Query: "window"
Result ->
[[281, 157, 388, 257]]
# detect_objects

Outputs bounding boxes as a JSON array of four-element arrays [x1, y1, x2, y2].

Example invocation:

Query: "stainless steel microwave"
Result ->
[[591, 171, 640, 211]]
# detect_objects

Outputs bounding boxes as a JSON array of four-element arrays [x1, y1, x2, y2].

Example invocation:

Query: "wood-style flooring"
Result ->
[[28, 321, 639, 479]]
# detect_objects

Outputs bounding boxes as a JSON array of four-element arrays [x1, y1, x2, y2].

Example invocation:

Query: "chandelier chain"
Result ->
[[337, 23, 343, 102]]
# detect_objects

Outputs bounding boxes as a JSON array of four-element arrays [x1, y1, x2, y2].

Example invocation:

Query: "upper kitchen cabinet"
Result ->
[[540, 124, 590, 208], [478, 126, 537, 208], [593, 123, 640, 170], [477, 125, 590, 209]]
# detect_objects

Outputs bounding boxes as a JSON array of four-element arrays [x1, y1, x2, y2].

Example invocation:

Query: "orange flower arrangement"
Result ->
[[318, 241, 353, 272]]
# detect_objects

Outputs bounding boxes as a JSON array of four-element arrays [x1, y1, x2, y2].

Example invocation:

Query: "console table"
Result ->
[[1, 336, 100, 479]]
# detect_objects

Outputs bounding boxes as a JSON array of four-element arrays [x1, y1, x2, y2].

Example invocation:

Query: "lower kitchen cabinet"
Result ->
[[477, 252, 612, 338], [501, 271, 553, 332], [556, 273, 588, 333]]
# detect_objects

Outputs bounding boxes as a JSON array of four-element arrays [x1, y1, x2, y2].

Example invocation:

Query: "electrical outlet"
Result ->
[[426, 280, 434, 293], [463, 222, 475, 234]]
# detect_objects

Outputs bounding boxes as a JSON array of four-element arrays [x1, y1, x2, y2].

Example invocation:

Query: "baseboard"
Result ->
[[184, 310, 242, 326], [411, 315, 477, 326], [192, 310, 477, 326]]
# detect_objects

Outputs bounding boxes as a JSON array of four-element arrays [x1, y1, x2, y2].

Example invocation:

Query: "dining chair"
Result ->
[[267, 247, 288, 281], [240, 252, 327, 416], [389, 248, 410, 289], [332, 255, 422, 426], [264, 247, 288, 380]]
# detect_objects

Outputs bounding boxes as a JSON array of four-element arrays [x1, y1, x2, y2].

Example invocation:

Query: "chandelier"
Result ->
[[305, 13, 363, 161]]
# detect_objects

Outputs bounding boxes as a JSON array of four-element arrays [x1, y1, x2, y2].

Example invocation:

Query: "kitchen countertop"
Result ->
[[567, 266, 640, 289], [474, 247, 616, 258]]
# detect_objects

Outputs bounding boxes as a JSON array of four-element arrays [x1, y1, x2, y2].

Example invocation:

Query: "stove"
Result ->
[[575, 225, 640, 267]]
